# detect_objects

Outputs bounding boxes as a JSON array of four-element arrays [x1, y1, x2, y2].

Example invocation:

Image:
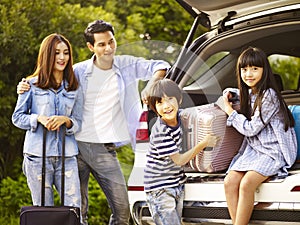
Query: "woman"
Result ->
[[12, 33, 83, 210]]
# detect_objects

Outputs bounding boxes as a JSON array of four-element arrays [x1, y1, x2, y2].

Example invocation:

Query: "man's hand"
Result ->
[[140, 85, 151, 105], [17, 78, 30, 94], [141, 69, 167, 104]]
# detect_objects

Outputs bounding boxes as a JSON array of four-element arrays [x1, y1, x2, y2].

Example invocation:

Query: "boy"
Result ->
[[144, 79, 218, 225]]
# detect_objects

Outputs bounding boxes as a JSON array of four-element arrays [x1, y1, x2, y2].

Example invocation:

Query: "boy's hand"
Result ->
[[17, 78, 30, 94], [203, 134, 219, 147]]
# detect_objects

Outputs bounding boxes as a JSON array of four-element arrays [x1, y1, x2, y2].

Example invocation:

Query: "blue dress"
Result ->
[[227, 88, 297, 177]]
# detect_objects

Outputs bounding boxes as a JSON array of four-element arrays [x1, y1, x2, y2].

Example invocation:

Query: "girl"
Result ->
[[12, 34, 83, 210], [221, 46, 297, 225]]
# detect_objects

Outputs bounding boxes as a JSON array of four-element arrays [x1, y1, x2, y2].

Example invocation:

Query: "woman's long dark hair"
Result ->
[[237, 46, 294, 131], [28, 33, 78, 91]]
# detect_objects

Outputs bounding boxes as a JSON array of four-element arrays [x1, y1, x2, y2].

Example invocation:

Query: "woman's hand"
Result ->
[[38, 115, 71, 131]]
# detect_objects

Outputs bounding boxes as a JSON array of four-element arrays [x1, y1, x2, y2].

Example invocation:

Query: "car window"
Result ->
[[186, 51, 229, 86], [269, 54, 300, 91]]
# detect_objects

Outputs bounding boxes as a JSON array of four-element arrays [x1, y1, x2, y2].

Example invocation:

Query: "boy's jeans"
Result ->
[[146, 184, 184, 225], [23, 154, 81, 208], [77, 141, 130, 225]]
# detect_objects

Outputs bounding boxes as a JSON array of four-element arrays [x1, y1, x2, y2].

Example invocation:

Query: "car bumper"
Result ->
[[131, 200, 300, 225]]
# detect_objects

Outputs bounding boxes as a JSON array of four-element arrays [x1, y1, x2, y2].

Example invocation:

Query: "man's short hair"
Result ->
[[84, 20, 115, 45]]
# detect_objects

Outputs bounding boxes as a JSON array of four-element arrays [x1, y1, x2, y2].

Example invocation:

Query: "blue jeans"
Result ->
[[77, 141, 130, 225], [23, 154, 81, 208], [146, 184, 184, 225]]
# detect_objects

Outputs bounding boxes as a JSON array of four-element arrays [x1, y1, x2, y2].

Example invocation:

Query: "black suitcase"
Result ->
[[20, 127, 80, 225]]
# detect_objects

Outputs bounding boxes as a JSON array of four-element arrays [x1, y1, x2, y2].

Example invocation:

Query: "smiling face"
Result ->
[[241, 65, 263, 92], [155, 95, 180, 127], [87, 31, 116, 69], [53, 42, 70, 74]]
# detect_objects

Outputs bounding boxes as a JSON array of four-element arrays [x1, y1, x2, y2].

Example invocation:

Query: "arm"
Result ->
[[227, 89, 280, 136], [117, 55, 170, 103], [170, 134, 218, 166], [11, 89, 37, 131], [65, 87, 83, 134]]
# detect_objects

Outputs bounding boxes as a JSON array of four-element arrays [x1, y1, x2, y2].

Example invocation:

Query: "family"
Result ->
[[12, 18, 297, 225]]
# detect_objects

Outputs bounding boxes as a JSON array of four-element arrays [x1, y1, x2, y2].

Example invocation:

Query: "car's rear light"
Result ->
[[128, 186, 145, 191], [291, 186, 300, 192], [136, 104, 149, 141]]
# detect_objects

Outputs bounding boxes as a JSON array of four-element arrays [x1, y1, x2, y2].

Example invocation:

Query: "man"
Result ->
[[18, 20, 170, 225]]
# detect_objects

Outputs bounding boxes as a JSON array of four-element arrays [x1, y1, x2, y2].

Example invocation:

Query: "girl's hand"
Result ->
[[222, 92, 234, 116]]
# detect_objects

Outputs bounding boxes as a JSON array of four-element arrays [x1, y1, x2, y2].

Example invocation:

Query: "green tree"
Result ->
[[270, 56, 300, 90]]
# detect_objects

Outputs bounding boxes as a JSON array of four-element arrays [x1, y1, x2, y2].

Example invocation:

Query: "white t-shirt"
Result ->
[[75, 65, 130, 143]]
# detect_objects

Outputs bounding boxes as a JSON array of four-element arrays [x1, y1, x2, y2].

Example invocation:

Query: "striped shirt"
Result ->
[[144, 114, 187, 192]]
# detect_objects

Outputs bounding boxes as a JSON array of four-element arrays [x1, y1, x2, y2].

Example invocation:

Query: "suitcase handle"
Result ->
[[41, 126, 66, 207]]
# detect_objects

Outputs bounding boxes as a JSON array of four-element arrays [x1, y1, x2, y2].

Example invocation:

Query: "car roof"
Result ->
[[177, 0, 300, 27]]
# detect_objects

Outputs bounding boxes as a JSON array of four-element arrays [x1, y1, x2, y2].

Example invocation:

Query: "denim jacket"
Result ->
[[73, 54, 170, 149], [12, 77, 83, 157]]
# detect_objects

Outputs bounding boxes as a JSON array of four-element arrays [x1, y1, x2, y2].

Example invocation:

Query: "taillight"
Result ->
[[136, 104, 149, 141], [128, 186, 145, 191], [291, 186, 300, 192]]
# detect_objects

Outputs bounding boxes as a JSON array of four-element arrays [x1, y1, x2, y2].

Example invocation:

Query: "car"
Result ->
[[128, 0, 300, 224]]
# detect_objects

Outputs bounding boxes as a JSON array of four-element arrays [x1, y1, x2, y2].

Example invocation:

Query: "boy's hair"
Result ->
[[84, 20, 115, 46], [148, 79, 182, 115]]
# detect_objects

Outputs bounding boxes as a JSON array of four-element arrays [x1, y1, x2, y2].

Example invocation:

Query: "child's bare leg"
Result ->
[[235, 171, 268, 225], [224, 171, 245, 224]]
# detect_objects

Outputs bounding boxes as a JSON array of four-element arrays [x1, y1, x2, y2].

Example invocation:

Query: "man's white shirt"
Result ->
[[75, 65, 130, 143]]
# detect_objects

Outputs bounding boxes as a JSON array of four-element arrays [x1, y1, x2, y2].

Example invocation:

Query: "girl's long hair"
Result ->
[[28, 33, 78, 91], [237, 46, 294, 131]]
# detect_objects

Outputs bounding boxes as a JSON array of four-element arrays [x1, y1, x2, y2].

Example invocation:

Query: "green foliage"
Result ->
[[269, 56, 300, 90], [0, 146, 134, 225], [0, 80, 24, 180], [103, 0, 194, 45], [85, 176, 111, 225], [0, 175, 32, 219], [117, 144, 135, 181]]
